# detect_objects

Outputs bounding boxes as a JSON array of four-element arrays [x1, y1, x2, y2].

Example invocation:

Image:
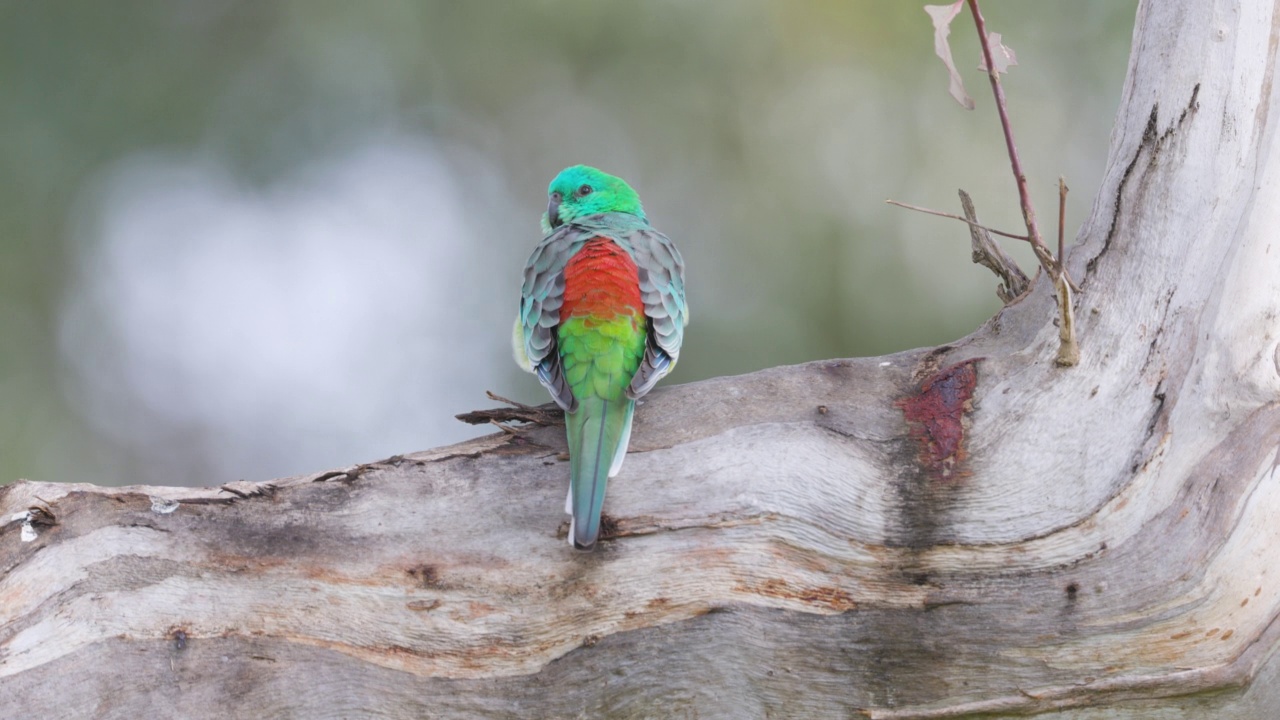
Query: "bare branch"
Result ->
[[1054, 273, 1079, 366], [958, 190, 1029, 303], [968, 0, 1078, 361], [456, 391, 563, 427], [885, 199, 1030, 242], [967, 0, 1044, 259], [1058, 176, 1068, 265]]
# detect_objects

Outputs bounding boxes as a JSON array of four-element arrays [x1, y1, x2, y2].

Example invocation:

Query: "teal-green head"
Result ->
[[542, 165, 645, 235]]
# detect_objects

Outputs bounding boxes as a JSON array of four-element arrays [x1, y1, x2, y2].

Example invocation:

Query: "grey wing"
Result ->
[[625, 226, 689, 399], [517, 226, 584, 412]]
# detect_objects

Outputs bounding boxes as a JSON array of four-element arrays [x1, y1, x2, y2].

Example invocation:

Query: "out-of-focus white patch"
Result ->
[[60, 136, 510, 485], [150, 497, 180, 515]]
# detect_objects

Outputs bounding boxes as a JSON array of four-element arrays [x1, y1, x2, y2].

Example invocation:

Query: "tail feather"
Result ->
[[566, 396, 635, 550], [608, 405, 634, 478]]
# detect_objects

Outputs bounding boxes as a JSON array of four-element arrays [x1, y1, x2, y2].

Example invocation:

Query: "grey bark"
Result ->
[[4, 1, 1280, 717]]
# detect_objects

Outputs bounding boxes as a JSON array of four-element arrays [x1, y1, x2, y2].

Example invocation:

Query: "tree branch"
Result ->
[[968, 0, 1079, 364], [958, 189, 1029, 303]]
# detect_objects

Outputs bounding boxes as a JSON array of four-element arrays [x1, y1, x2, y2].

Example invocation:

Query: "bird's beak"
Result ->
[[547, 197, 562, 229]]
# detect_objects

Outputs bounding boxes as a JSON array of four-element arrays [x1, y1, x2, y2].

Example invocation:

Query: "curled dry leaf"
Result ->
[[978, 31, 1019, 75], [924, 1, 975, 110]]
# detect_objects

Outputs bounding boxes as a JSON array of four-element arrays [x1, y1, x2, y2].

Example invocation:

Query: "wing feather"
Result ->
[[624, 226, 688, 399], [516, 225, 590, 412], [516, 215, 687, 408]]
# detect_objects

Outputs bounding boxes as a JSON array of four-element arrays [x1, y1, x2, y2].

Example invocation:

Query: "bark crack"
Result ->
[[1091, 83, 1201, 279]]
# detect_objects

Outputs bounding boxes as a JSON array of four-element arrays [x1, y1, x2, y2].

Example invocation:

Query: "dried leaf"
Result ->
[[924, 2, 974, 110], [978, 31, 1019, 75]]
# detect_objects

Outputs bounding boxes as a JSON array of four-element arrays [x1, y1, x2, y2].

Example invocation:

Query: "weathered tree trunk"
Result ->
[[4, 1, 1280, 717]]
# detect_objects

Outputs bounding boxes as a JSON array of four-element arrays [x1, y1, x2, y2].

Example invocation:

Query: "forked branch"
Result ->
[[966, 0, 1078, 365], [893, 0, 1080, 365]]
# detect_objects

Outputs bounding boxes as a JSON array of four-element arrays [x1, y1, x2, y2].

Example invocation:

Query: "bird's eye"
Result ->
[[576, 184, 593, 197], [551, 191, 562, 202]]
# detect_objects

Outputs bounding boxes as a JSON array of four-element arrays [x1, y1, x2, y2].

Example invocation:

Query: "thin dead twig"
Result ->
[[456, 391, 564, 427], [885, 200, 1030, 242], [1058, 176, 1068, 265]]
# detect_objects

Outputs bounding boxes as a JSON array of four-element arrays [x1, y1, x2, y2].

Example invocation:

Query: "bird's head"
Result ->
[[542, 165, 645, 235]]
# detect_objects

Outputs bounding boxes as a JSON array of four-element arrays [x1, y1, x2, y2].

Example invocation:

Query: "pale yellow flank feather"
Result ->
[[512, 316, 535, 373]]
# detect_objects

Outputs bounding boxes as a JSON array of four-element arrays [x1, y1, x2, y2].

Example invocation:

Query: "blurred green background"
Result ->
[[0, 1, 1135, 488]]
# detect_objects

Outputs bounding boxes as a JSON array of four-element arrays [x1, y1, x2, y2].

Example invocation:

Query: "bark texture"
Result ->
[[4, 1, 1280, 717]]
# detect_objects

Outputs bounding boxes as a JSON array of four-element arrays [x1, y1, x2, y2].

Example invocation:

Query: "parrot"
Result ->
[[513, 165, 688, 550]]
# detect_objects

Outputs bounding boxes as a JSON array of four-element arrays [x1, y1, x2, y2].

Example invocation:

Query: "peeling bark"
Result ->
[[4, 1, 1280, 717]]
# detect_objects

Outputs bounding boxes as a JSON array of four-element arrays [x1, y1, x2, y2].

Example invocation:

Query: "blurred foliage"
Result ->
[[0, 0, 1136, 487]]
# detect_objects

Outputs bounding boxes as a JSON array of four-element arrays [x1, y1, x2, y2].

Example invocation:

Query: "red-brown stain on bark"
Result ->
[[896, 359, 978, 481]]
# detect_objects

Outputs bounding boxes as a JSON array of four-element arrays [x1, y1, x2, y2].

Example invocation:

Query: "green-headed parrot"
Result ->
[[513, 165, 688, 550]]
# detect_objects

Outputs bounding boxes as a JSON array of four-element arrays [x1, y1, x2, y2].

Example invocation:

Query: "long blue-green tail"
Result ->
[[565, 396, 635, 550]]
